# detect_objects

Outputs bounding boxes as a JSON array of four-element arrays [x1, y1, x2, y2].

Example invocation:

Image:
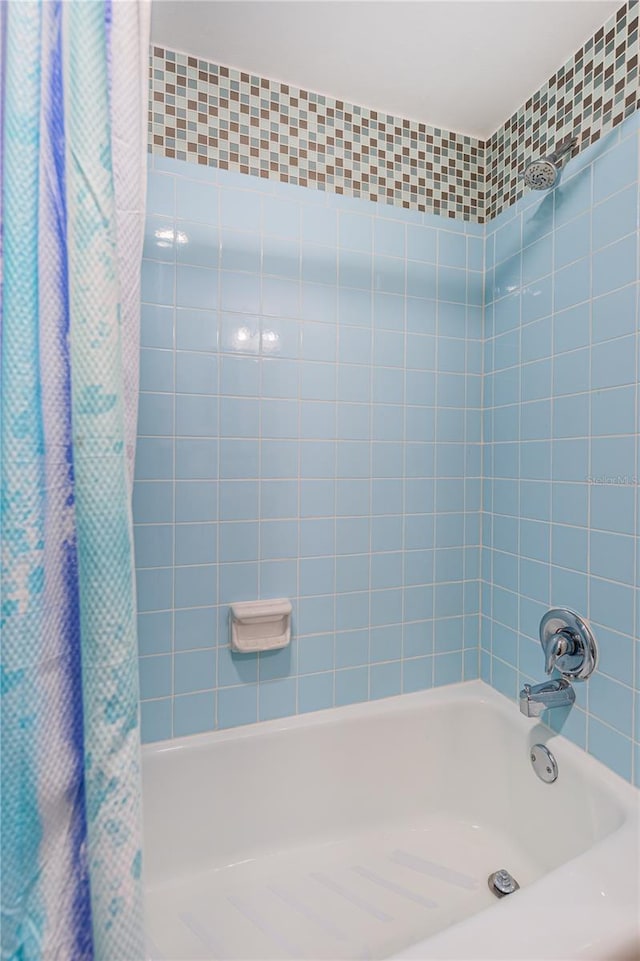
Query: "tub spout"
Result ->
[[519, 677, 575, 717]]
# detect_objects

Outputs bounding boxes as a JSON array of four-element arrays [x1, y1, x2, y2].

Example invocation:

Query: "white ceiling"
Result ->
[[151, 1, 620, 139]]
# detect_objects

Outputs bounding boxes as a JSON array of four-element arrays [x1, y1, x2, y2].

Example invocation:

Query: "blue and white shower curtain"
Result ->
[[1, 1, 150, 958]]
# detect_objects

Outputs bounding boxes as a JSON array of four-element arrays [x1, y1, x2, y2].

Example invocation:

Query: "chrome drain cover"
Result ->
[[488, 869, 520, 898], [530, 743, 558, 783]]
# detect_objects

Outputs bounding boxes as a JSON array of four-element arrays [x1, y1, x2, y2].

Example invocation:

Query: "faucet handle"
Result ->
[[543, 629, 571, 675], [539, 609, 598, 681]]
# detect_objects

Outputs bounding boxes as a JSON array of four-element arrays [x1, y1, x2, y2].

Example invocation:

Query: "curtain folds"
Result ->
[[1, 2, 150, 958]]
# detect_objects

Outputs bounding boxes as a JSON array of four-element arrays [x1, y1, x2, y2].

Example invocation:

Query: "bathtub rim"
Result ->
[[142, 678, 639, 961], [142, 678, 637, 808]]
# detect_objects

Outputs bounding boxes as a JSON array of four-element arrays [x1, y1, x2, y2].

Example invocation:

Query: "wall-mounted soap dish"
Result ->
[[230, 598, 292, 653]]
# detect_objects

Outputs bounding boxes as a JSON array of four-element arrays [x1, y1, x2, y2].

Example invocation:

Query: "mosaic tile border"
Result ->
[[148, 1, 639, 222], [148, 48, 484, 222], [485, 0, 639, 220]]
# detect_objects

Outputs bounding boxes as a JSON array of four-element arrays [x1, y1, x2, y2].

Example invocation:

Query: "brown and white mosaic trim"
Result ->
[[485, 0, 639, 220], [148, 1, 639, 223], [148, 48, 484, 221]]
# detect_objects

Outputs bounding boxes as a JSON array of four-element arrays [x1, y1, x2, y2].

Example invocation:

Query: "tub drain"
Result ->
[[488, 869, 520, 898]]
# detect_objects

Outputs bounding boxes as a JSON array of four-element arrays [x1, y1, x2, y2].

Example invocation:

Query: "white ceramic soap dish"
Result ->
[[229, 598, 292, 653]]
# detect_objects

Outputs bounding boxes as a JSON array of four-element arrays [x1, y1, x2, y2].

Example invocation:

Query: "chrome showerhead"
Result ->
[[522, 134, 578, 191], [523, 158, 559, 190]]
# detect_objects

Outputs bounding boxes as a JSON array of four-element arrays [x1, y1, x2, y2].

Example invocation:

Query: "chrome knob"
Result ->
[[539, 609, 598, 681]]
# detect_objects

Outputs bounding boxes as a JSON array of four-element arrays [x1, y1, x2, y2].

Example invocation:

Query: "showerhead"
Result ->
[[523, 159, 559, 190], [522, 134, 578, 191]]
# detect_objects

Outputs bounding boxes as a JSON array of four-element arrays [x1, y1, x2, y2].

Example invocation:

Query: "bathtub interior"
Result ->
[[143, 684, 629, 960]]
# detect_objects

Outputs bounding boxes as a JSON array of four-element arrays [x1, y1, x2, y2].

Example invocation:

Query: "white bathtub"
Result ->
[[142, 680, 639, 960]]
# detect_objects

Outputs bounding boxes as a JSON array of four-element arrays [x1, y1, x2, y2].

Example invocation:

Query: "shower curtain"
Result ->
[[1, 1, 150, 958]]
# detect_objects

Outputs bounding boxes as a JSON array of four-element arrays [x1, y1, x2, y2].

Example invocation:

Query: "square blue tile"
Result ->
[[302, 206, 336, 246], [176, 178, 218, 223], [303, 282, 338, 323], [593, 134, 638, 203], [220, 397, 260, 437], [141, 304, 174, 349], [264, 196, 300, 239], [339, 211, 372, 251], [262, 277, 300, 318], [175, 523, 217, 565], [260, 558, 298, 597], [138, 393, 174, 436], [176, 308, 218, 351], [302, 244, 338, 286], [220, 437, 260, 480], [335, 666, 368, 706], [219, 561, 258, 605], [220, 313, 260, 354], [139, 655, 172, 699], [592, 184, 638, 250], [140, 349, 174, 393], [297, 595, 334, 635], [173, 692, 216, 737], [337, 286, 372, 327], [439, 231, 467, 269], [298, 633, 335, 673], [174, 565, 217, 608], [176, 265, 217, 310], [177, 220, 220, 268], [300, 362, 336, 401], [592, 234, 637, 298], [259, 678, 296, 721], [175, 439, 218, 479], [402, 656, 433, 693], [221, 229, 260, 272], [220, 188, 260, 230], [298, 672, 334, 713], [138, 611, 172, 657], [407, 225, 437, 263], [137, 568, 172, 612], [588, 717, 632, 781], [218, 684, 258, 728], [134, 525, 173, 569], [174, 650, 216, 695], [220, 355, 260, 397], [370, 661, 402, 699], [135, 438, 173, 481], [300, 518, 335, 557], [141, 699, 172, 743], [174, 607, 217, 651], [219, 522, 259, 563], [176, 394, 218, 436], [176, 351, 218, 395], [147, 172, 175, 218], [220, 271, 260, 313]]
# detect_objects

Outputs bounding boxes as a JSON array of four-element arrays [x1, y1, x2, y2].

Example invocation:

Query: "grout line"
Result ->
[[170, 171, 177, 739], [214, 182, 222, 732]]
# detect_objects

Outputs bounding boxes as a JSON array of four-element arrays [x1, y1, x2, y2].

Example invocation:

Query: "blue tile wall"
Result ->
[[137, 114, 639, 786], [483, 112, 640, 785], [136, 156, 483, 743]]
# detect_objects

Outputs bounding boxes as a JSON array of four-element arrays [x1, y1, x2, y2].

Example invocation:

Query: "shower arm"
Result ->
[[547, 134, 578, 166]]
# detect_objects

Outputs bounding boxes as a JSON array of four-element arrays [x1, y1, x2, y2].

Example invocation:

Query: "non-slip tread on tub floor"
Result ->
[[145, 814, 539, 960]]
